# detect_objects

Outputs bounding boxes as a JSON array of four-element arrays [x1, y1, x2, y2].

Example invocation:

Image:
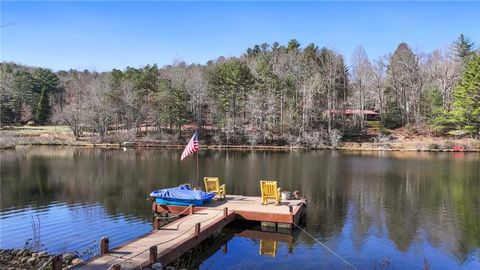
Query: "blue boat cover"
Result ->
[[149, 184, 215, 201]]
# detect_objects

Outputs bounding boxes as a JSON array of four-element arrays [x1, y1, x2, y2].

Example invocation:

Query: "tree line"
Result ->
[[1, 34, 478, 145]]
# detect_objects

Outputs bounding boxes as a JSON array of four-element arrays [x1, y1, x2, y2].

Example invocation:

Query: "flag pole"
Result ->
[[196, 115, 201, 189], [195, 150, 199, 189]]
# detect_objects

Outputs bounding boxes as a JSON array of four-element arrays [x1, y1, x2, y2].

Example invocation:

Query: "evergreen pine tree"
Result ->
[[452, 34, 475, 61], [451, 54, 480, 135], [35, 86, 50, 124], [287, 39, 301, 52]]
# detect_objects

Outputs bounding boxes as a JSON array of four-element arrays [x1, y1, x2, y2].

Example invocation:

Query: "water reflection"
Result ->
[[0, 147, 479, 269]]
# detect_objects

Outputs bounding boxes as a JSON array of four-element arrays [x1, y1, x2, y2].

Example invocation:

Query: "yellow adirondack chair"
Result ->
[[260, 180, 281, 205], [204, 177, 226, 199]]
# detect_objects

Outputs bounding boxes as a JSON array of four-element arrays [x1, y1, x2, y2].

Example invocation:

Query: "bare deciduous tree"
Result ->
[[85, 74, 115, 142], [185, 65, 208, 126], [351, 46, 373, 131], [119, 79, 147, 140], [371, 56, 388, 116], [52, 73, 89, 140], [427, 47, 461, 111]]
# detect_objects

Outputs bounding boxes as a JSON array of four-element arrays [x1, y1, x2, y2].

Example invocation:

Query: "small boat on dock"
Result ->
[[149, 184, 216, 206]]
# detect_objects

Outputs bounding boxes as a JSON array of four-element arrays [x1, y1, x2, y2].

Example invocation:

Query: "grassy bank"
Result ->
[[1, 125, 479, 152]]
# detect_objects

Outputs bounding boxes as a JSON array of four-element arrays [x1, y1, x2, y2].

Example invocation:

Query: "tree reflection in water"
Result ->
[[0, 147, 478, 268]]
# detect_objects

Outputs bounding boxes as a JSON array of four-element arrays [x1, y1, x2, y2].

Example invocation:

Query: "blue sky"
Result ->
[[1, 1, 479, 71]]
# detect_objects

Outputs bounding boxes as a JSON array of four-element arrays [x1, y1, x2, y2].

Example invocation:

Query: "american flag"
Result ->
[[181, 131, 199, 160]]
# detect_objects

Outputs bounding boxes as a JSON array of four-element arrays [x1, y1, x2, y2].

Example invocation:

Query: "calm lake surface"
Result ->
[[1, 147, 479, 269]]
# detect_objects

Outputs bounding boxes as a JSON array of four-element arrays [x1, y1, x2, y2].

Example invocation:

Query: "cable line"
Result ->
[[294, 223, 357, 270]]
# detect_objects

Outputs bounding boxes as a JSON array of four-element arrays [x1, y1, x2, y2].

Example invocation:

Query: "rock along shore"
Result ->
[[0, 249, 83, 270]]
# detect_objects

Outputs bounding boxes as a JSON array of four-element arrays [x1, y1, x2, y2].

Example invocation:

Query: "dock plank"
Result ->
[[78, 209, 228, 270]]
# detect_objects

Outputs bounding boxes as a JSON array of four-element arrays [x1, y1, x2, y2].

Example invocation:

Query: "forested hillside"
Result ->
[[1, 35, 478, 145]]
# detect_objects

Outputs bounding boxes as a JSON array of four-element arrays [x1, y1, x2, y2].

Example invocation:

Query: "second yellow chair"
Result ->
[[260, 180, 281, 205]]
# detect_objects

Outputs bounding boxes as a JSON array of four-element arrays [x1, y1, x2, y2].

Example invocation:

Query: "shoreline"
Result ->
[[2, 141, 479, 152], [1, 126, 479, 152]]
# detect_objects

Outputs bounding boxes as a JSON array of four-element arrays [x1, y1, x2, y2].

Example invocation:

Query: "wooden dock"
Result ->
[[76, 195, 306, 270]]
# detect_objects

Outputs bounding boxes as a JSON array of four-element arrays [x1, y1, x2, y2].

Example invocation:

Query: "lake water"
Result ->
[[0, 147, 479, 269]]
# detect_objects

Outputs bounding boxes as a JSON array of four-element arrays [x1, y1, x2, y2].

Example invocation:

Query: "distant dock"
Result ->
[[75, 195, 306, 270]]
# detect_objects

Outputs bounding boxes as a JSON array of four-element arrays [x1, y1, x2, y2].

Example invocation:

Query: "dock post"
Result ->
[[289, 205, 293, 213], [223, 207, 228, 221], [51, 254, 62, 270], [149, 245, 158, 264], [189, 204, 194, 215], [100, 237, 110, 254], [151, 202, 156, 213], [153, 217, 161, 230], [195, 222, 201, 238]]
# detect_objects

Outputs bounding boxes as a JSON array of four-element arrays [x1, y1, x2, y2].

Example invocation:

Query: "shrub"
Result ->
[[302, 131, 325, 148], [286, 134, 301, 147], [328, 129, 342, 148], [379, 126, 391, 135], [211, 134, 222, 145], [247, 132, 260, 146], [443, 140, 455, 150], [471, 140, 480, 149], [428, 143, 440, 150]]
